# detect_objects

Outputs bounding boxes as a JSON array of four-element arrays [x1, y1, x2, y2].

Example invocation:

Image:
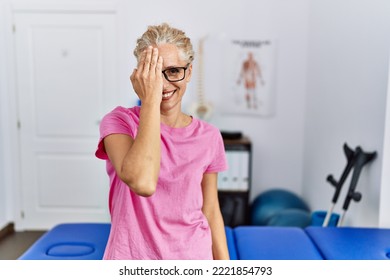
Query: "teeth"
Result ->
[[162, 91, 174, 98]]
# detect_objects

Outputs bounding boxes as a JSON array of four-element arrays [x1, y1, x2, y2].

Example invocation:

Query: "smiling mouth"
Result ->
[[162, 90, 175, 99]]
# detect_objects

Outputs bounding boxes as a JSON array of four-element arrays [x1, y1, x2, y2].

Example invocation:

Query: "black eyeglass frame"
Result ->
[[162, 64, 190, 82]]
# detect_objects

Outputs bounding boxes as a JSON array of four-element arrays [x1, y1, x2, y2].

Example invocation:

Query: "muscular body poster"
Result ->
[[222, 39, 276, 117]]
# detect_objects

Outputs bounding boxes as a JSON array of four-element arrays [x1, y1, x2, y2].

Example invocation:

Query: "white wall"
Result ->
[[380, 60, 390, 228], [303, 0, 390, 227], [380, 56, 390, 227]]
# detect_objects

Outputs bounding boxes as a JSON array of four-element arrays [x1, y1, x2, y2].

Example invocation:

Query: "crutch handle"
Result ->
[[326, 143, 357, 204], [341, 147, 376, 211], [342, 191, 362, 211], [326, 175, 337, 186]]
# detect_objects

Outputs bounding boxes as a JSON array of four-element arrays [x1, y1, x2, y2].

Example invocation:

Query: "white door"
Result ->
[[14, 11, 118, 230]]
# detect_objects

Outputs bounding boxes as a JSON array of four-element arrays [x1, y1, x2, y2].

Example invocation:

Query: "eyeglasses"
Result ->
[[162, 65, 189, 82]]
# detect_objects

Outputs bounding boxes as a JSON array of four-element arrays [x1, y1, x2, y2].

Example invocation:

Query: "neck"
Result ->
[[161, 111, 191, 128]]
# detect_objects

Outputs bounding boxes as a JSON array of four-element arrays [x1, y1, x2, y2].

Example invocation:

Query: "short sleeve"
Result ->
[[205, 128, 228, 173], [95, 106, 139, 160]]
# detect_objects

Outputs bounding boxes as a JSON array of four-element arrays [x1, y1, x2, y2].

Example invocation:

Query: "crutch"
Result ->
[[337, 146, 377, 226], [323, 143, 357, 227]]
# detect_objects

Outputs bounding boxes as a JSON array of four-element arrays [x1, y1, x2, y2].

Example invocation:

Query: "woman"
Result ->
[[96, 23, 229, 260]]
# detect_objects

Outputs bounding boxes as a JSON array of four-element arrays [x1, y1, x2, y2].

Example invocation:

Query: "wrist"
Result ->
[[140, 99, 161, 108], [139, 102, 161, 120]]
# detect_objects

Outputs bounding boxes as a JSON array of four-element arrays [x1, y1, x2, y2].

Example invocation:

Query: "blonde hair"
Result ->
[[133, 23, 194, 64]]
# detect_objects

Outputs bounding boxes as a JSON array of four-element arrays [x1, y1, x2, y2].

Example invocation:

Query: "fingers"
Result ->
[[155, 55, 163, 76], [150, 48, 163, 79], [147, 47, 161, 75], [143, 46, 152, 72], [138, 46, 161, 75], [150, 47, 159, 69], [130, 46, 163, 102], [137, 48, 147, 73]]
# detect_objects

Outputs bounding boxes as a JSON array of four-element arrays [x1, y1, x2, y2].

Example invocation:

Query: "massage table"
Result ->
[[18, 223, 390, 260]]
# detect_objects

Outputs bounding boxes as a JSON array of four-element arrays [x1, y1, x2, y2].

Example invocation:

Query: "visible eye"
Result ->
[[166, 68, 180, 75]]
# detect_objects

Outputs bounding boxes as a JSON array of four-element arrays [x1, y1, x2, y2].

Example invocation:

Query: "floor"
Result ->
[[0, 231, 46, 260]]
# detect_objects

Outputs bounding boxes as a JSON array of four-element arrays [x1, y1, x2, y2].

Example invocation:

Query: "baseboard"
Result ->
[[0, 222, 15, 241]]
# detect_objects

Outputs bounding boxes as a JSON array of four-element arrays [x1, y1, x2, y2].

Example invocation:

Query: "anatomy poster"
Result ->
[[222, 39, 276, 116]]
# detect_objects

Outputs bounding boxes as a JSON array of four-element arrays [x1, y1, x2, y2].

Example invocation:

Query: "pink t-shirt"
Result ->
[[95, 106, 227, 260]]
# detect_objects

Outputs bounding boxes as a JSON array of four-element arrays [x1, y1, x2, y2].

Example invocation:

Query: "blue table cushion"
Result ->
[[19, 223, 238, 260], [22, 223, 389, 260], [305, 226, 390, 260], [234, 226, 323, 260], [46, 243, 95, 257], [19, 223, 111, 260], [225, 226, 238, 260]]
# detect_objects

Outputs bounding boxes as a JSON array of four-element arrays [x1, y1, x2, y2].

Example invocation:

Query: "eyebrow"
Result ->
[[162, 65, 183, 70]]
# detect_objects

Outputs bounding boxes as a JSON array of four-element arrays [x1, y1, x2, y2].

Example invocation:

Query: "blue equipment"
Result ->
[[251, 189, 311, 227]]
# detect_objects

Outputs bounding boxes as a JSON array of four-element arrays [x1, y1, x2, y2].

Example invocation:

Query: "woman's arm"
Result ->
[[103, 47, 163, 197], [201, 173, 230, 260]]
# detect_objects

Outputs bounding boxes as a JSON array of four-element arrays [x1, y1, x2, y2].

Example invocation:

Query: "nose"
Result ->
[[162, 74, 171, 87]]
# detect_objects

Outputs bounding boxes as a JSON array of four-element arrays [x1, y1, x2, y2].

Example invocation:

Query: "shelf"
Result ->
[[218, 134, 252, 227]]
